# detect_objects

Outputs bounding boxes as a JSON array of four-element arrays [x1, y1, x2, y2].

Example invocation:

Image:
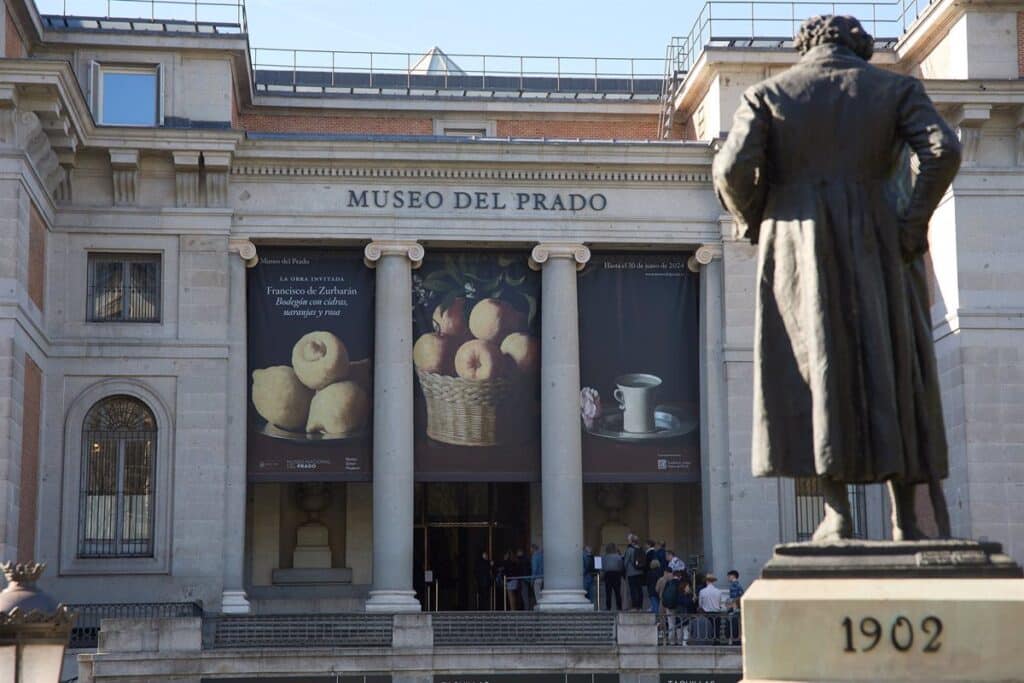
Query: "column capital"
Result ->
[[529, 243, 591, 271], [687, 243, 724, 272], [228, 238, 258, 268], [364, 240, 424, 269]]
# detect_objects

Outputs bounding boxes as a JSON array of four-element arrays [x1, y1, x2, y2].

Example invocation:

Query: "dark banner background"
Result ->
[[578, 253, 701, 482], [412, 251, 541, 481], [247, 247, 374, 481]]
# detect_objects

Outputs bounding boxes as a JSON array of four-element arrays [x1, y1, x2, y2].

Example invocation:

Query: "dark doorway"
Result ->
[[413, 483, 530, 610]]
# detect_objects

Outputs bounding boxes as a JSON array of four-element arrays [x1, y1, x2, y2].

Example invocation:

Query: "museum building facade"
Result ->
[[0, 0, 1023, 680]]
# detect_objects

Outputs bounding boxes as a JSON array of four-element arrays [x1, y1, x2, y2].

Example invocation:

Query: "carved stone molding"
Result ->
[[173, 151, 201, 208], [232, 164, 712, 185], [687, 243, 724, 272], [951, 104, 991, 167], [109, 149, 139, 206], [204, 151, 231, 208], [529, 243, 591, 271], [364, 240, 425, 269], [228, 238, 259, 268]]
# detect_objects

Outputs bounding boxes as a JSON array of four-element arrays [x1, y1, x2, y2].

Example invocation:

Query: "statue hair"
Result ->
[[794, 15, 874, 61]]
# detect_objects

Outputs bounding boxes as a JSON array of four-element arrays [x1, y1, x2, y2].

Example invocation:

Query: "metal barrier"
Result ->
[[432, 611, 616, 646], [38, 0, 247, 32], [67, 601, 203, 649], [204, 613, 393, 649], [657, 612, 742, 646], [250, 48, 663, 98]]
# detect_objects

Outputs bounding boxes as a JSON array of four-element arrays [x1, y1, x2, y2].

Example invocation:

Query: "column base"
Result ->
[[536, 588, 593, 612], [221, 589, 251, 614], [365, 589, 422, 613]]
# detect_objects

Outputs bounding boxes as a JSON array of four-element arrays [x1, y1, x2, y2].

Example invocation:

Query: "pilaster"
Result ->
[[690, 234, 732, 576], [220, 238, 259, 615]]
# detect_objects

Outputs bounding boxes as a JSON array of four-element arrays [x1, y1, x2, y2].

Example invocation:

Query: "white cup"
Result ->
[[613, 373, 661, 433]]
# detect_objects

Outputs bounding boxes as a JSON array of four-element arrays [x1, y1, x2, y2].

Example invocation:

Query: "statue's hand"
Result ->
[[898, 219, 928, 263]]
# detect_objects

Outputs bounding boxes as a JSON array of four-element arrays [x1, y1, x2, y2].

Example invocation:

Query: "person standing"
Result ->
[[474, 551, 493, 610], [726, 570, 745, 609], [646, 558, 662, 614], [698, 573, 724, 613], [515, 549, 532, 610], [530, 543, 544, 597], [623, 534, 645, 611], [601, 543, 624, 611], [582, 545, 595, 603]]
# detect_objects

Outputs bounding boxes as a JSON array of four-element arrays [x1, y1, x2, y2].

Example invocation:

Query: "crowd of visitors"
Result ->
[[474, 530, 745, 643]]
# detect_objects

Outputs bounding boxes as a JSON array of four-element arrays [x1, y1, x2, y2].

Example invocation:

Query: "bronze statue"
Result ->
[[712, 15, 961, 542]]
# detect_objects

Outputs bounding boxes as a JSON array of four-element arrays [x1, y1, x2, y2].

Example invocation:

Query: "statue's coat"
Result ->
[[713, 43, 961, 484]]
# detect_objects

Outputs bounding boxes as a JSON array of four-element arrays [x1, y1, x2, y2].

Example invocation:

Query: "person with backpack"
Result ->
[[623, 534, 645, 610], [655, 564, 678, 643]]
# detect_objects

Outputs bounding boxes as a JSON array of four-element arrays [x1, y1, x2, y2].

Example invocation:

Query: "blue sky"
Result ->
[[38, 0, 708, 58]]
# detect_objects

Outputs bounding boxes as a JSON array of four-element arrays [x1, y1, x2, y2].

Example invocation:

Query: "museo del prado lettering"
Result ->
[[346, 188, 608, 211]]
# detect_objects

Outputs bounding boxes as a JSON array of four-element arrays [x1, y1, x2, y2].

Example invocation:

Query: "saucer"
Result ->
[[583, 405, 697, 442]]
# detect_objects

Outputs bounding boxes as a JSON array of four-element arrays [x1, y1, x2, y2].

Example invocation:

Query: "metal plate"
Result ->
[[258, 422, 368, 443], [584, 405, 697, 442]]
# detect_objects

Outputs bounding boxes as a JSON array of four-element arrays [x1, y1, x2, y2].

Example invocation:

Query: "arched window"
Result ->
[[78, 396, 157, 558]]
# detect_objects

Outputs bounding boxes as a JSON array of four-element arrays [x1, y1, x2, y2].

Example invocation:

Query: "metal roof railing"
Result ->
[[658, 0, 935, 135], [37, 0, 247, 32], [250, 48, 664, 99]]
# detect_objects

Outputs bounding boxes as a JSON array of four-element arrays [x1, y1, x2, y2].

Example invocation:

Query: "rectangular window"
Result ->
[[96, 65, 160, 126], [87, 253, 161, 322]]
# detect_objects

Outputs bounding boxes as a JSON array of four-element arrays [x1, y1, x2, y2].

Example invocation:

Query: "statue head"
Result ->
[[795, 14, 874, 61]]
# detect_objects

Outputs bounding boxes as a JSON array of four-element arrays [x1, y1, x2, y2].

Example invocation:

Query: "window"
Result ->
[[93, 64, 160, 126], [87, 253, 161, 322], [78, 396, 157, 558], [794, 477, 868, 541]]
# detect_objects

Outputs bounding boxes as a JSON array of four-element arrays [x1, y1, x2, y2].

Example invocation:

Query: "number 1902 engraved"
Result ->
[[841, 616, 943, 653]]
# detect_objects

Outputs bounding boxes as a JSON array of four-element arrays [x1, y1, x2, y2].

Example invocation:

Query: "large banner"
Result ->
[[578, 253, 700, 482], [247, 248, 374, 481], [411, 252, 541, 481]]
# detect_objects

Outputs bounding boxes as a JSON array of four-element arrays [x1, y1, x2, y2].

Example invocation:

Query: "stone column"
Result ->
[[222, 239, 258, 614], [530, 243, 593, 611], [364, 240, 424, 613], [689, 243, 732, 575]]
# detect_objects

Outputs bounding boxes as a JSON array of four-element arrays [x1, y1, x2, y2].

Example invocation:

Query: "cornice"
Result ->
[[230, 164, 712, 184]]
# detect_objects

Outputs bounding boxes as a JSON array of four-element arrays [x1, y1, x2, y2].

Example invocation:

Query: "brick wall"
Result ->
[[17, 354, 40, 562], [495, 116, 659, 140], [28, 201, 44, 311], [239, 109, 659, 140], [4, 6, 26, 58], [239, 111, 433, 135], [1019, 12, 1024, 77]]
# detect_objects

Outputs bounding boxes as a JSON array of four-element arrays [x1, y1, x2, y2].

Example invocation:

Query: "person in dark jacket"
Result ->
[[600, 543, 624, 611], [474, 551, 493, 610], [645, 559, 662, 613]]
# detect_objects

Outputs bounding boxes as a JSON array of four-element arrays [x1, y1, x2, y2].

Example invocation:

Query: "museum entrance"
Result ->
[[413, 482, 531, 611]]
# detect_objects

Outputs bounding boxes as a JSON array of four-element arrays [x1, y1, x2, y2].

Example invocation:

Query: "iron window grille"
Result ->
[[87, 253, 161, 322], [795, 476, 868, 542], [78, 396, 157, 558]]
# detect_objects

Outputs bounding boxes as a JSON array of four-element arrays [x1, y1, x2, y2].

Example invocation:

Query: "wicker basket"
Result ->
[[416, 368, 526, 446]]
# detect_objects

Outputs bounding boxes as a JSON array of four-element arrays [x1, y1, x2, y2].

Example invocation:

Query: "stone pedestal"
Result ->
[[741, 540, 1024, 683], [292, 522, 331, 568]]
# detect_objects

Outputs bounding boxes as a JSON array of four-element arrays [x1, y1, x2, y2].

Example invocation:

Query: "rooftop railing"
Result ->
[[36, 0, 247, 32], [250, 48, 664, 99]]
